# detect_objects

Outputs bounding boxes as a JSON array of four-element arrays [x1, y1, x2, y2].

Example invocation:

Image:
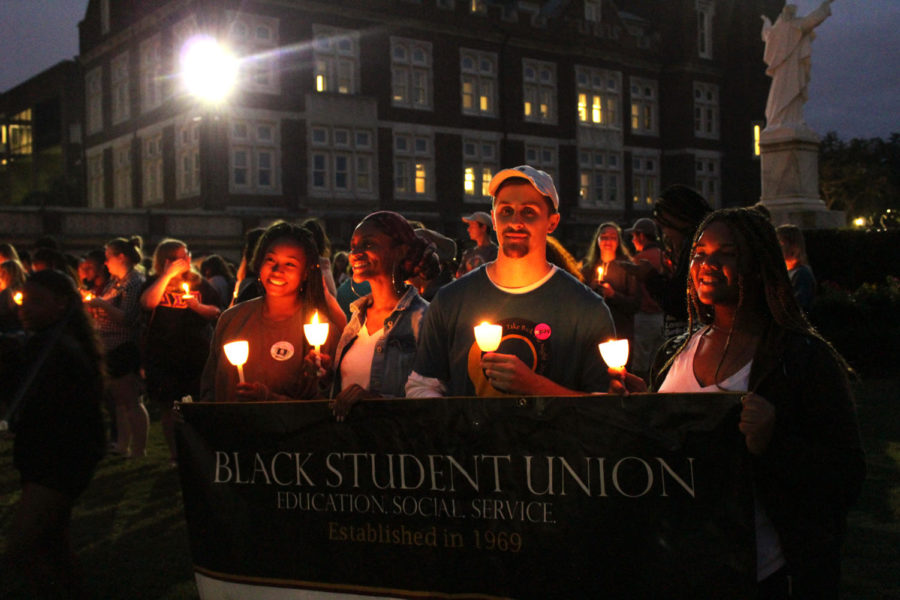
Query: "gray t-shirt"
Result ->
[[413, 266, 615, 396]]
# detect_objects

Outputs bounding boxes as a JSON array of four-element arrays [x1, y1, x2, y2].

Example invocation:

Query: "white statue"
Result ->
[[761, 1, 834, 131]]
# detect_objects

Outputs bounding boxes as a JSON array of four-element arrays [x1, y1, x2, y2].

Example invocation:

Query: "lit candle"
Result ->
[[83, 292, 93, 302], [13, 291, 23, 305], [474, 321, 503, 352], [223, 340, 249, 384], [181, 282, 194, 299], [597, 265, 605, 282], [599, 339, 629, 371], [303, 310, 329, 355]]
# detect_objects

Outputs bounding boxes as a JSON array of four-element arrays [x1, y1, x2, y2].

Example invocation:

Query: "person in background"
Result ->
[[0, 242, 20, 263], [456, 211, 498, 277], [200, 254, 236, 310], [88, 237, 148, 458], [232, 227, 266, 306], [326, 212, 437, 420], [78, 249, 110, 298], [776, 224, 816, 311], [201, 221, 345, 403], [612, 207, 864, 598], [408, 166, 614, 398], [626, 217, 666, 379], [140, 239, 220, 464], [0, 259, 27, 333], [411, 227, 457, 301], [581, 222, 640, 353], [300, 217, 338, 298], [642, 184, 713, 337], [332, 251, 350, 287], [546, 235, 584, 282], [4, 270, 105, 598]]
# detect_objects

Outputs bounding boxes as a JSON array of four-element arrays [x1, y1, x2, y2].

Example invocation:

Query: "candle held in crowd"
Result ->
[[223, 340, 249, 384], [599, 339, 629, 371], [474, 321, 503, 352], [181, 282, 193, 299]]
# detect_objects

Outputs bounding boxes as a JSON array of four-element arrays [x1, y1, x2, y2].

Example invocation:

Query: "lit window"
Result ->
[[460, 49, 498, 117], [523, 59, 557, 124], [576, 66, 620, 129], [462, 138, 498, 202], [394, 129, 433, 200], [630, 78, 658, 135], [313, 26, 359, 95], [578, 149, 622, 208]]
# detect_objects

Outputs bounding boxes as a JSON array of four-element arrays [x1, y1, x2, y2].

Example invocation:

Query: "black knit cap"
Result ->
[[653, 184, 713, 233]]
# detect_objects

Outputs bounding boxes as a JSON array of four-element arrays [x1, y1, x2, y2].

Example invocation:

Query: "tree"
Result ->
[[819, 132, 900, 227]]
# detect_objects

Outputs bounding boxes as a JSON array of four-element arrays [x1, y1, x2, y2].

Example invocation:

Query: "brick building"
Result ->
[[9, 0, 779, 254]]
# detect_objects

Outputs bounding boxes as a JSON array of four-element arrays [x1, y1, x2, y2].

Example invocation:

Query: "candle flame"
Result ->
[[182, 282, 191, 294], [304, 311, 329, 347], [312, 310, 320, 324], [474, 321, 503, 352], [597, 265, 605, 280], [13, 291, 23, 305], [223, 340, 249, 366], [599, 339, 629, 369]]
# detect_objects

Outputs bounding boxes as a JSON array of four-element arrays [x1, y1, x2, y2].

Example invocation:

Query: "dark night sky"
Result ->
[[0, 0, 897, 139]]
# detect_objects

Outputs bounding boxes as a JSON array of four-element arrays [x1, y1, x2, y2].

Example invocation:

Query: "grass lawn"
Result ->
[[1, 379, 898, 599]]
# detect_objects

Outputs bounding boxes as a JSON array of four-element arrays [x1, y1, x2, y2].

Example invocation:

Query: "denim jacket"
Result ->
[[330, 286, 428, 398]]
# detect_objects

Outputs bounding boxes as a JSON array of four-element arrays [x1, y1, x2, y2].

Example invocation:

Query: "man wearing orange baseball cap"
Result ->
[[407, 166, 614, 398]]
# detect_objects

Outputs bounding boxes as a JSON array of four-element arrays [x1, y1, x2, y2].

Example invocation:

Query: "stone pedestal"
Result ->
[[759, 125, 845, 228]]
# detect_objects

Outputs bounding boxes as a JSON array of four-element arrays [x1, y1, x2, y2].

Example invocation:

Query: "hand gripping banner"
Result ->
[[176, 394, 755, 599]]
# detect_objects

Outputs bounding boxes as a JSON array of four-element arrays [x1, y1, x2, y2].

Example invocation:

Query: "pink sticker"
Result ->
[[534, 323, 551, 341]]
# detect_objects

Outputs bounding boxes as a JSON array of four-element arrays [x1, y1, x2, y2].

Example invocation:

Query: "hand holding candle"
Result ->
[[474, 321, 503, 352], [223, 340, 249, 384], [597, 265, 605, 282], [181, 282, 194, 299]]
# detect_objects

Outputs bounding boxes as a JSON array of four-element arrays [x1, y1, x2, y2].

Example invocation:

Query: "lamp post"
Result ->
[[179, 35, 237, 209]]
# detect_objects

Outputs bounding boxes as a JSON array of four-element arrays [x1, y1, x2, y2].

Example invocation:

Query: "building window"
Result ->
[[693, 82, 719, 139], [578, 149, 622, 208], [113, 144, 132, 208], [86, 67, 103, 134], [524, 143, 558, 185], [695, 155, 720, 207], [7, 109, 32, 156], [140, 35, 163, 113], [87, 151, 104, 208], [631, 152, 660, 208], [630, 78, 658, 135], [460, 49, 497, 117], [309, 125, 375, 196], [585, 0, 602, 23], [576, 66, 621, 129], [176, 119, 201, 198], [172, 16, 199, 99], [391, 38, 432, 110], [394, 130, 433, 200], [227, 12, 280, 94], [314, 26, 359, 95], [111, 53, 130, 125], [470, 0, 486, 15], [142, 133, 163, 205], [229, 119, 280, 194], [523, 59, 557, 124], [463, 138, 498, 202], [696, 1, 715, 59]]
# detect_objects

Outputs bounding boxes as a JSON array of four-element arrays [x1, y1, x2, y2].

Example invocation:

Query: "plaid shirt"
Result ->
[[95, 268, 145, 350]]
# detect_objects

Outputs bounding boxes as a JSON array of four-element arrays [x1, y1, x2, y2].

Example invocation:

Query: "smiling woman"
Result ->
[[200, 221, 346, 403]]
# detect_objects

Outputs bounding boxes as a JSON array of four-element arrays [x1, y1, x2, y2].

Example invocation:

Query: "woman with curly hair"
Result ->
[[613, 207, 865, 597], [325, 211, 438, 420], [200, 221, 346, 403]]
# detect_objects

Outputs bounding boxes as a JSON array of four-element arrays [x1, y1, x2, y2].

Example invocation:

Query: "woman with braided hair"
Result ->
[[613, 207, 864, 597]]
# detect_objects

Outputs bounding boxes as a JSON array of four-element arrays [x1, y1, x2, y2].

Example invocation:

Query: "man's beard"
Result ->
[[501, 240, 529, 258]]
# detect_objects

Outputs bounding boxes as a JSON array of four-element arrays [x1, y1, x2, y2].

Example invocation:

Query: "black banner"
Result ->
[[176, 394, 755, 599]]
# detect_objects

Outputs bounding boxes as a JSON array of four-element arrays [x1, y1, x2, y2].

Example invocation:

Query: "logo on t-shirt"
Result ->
[[270, 342, 295, 361], [467, 318, 550, 396], [534, 323, 551, 340]]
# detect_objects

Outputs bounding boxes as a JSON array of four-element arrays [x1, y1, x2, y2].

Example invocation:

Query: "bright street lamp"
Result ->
[[180, 35, 238, 104]]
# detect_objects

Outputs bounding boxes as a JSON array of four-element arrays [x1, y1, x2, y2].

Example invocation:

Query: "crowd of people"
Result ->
[[1, 165, 862, 597]]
